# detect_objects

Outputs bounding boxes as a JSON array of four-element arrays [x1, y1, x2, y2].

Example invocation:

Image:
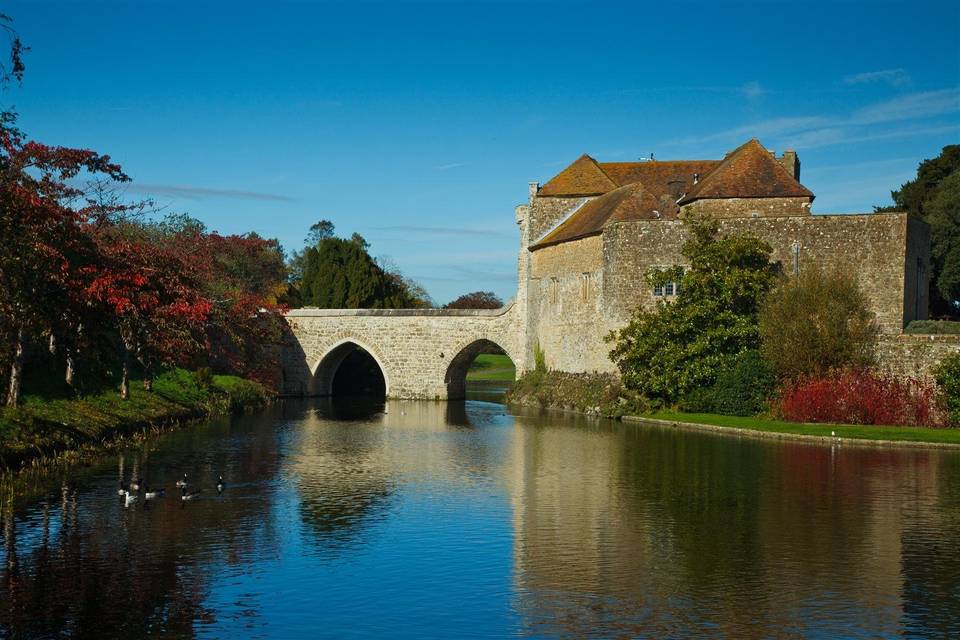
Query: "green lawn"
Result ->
[[466, 354, 517, 381], [641, 411, 960, 445]]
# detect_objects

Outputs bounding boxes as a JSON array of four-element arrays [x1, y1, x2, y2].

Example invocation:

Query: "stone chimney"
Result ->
[[779, 150, 800, 182], [528, 181, 540, 203]]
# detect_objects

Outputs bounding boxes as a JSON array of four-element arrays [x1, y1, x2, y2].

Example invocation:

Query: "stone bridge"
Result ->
[[281, 303, 525, 399]]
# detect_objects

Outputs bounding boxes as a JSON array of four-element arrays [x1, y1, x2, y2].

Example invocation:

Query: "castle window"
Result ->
[[653, 280, 681, 297], [580, 273, 592, 301]]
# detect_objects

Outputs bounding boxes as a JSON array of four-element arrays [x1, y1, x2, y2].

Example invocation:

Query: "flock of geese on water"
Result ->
[[118, 473, 226, 508]]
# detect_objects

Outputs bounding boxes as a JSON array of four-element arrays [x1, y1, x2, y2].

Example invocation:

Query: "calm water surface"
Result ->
[[2, 389, 960, 638]]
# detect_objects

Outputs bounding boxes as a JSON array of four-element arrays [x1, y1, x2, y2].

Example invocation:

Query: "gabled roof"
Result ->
[[532, 182, 672, 249], [678, 138, 813, 204], [537, 154, 618, 196], [599, 160, 721, 199]]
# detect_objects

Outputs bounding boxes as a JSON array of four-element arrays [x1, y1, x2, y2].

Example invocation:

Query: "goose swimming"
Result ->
[[216, 476, 225, 494], [181, 487, 201, 501], [175, 473, 188, 488], [144, 487, 165, 500], [117, 481, 126, 496]]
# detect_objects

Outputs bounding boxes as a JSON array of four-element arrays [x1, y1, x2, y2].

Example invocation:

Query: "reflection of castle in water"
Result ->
[[502, 414, 957, 637]]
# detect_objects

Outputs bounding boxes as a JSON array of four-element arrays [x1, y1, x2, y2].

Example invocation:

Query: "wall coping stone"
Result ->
[[285, 300, 515, 318]]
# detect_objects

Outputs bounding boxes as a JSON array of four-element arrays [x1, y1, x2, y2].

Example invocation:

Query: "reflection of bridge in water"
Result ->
[[281, 305, 524, 400]]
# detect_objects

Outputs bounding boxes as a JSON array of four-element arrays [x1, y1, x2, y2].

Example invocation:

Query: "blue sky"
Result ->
[[6, 0, 959, 304]]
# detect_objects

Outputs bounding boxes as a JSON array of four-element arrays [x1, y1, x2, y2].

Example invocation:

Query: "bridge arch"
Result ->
[[444, 338, 517, 400], [311, 338, 391, 398]]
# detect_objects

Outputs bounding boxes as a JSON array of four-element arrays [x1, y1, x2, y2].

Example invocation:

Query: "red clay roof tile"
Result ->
[[532, 182, 671, 249], [537, 154, 618, 196], [678, 138, 813, 204]]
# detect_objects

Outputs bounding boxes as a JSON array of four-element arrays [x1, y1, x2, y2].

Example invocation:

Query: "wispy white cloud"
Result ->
[[842, 68, 911, 87], [127, 183, 297, 202], [782, 123, 959, 150], [664, 87, 960, 152], [434, 162, 467, 171], [849, 89, 960, 125]]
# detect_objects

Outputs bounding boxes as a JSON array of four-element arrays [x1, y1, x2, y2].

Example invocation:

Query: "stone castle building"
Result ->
[[516, 138, 930, 374], [282, 138, 938, 398]]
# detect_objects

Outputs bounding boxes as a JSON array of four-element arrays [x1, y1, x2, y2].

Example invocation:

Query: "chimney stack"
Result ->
[[779, 150, 800, 182], [528, 181, 540, 202]]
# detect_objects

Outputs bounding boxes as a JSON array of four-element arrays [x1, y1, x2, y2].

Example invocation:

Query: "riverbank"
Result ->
[[0, 368, 273, 473], [507, 370, 960, 447]]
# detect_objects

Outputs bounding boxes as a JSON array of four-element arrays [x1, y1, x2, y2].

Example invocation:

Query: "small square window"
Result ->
[[665, 283, 674, 296], [654, 284, 663, 297]]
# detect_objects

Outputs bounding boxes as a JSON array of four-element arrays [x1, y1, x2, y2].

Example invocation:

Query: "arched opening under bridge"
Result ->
[[444, 339, 516, 400], [313, 341, 388, 398]]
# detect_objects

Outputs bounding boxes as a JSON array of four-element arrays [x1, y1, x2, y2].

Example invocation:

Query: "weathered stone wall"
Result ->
[[528, 235, 613, 373], [527, 212, 930, 375], [282, 305, 522, 399], [880, 334, 960, 379], [603, 213, 925, 332], [528, 196, 586, 244], [681, 196, 812, 219]]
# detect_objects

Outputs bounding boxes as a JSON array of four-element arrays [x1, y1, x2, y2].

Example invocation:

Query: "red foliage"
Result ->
[[775, 369, 946, 427]]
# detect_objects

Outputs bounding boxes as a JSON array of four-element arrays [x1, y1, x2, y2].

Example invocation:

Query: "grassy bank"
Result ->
[[0, 368, 273, 473], [507, 370, 960, 446], [466, 354, 516, 382], [641, 411, 960, 446]]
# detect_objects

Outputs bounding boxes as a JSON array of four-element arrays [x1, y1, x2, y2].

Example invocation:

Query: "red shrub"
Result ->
[[775, 369, 946, 427]]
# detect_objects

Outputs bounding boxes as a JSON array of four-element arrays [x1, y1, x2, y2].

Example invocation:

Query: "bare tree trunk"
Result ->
[[65, 351, 75, 387], [6, 329, 24, 408], [120, 345, 130, 400], [48, 333, 56, 356], [65, 323, 82, 388]]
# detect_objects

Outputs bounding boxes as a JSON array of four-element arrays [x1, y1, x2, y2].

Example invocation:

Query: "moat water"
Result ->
[[2, 387, 960, 638]]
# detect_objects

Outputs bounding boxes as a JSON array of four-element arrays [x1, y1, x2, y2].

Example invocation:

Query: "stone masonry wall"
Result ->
[[681, 196, 812, 219], [528, 235, 612, 373], [527, 212, 929, 375], [527, 196, 587, 244], [282, 305, 522, 399], [880, 334, 960, 379]]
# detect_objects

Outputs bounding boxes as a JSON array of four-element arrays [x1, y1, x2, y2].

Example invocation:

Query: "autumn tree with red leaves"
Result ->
[[0, 119, 132, 405]]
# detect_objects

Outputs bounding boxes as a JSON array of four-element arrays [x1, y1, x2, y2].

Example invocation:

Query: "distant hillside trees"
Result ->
[[876, 145, 960, 315], [291, 220, 433, 309], [443, 291, 503, 309]]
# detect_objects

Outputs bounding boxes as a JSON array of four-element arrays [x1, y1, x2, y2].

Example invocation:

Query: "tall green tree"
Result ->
[[876, 145, 960, 315], [301, 236, 421, 308], [608, 218, 780, 403]]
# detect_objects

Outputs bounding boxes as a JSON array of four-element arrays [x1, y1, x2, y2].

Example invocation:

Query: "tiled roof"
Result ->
[[678, 139, 813, 204], [537, 154, 618, 196], [532, 183, 671, 249], [599, 160, 720, 199]]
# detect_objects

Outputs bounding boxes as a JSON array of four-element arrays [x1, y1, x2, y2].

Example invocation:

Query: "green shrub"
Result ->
[[934, 353, 960, 426], [678, 350, 774, 416], [608, 218, 779, 403], [533, 341, 547, 373], [759, 266, 878, 381]]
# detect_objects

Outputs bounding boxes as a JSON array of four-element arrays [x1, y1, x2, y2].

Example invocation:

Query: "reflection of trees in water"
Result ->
[[0, 409, 287, 638], [508, 416, 951, 638], [293, 398, 395, 549]]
